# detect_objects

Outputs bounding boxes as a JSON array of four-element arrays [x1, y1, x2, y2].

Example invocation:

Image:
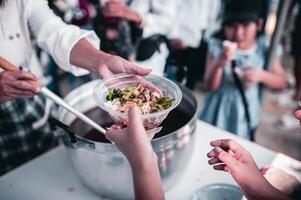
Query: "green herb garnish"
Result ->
[[106, 88, 122, 101]]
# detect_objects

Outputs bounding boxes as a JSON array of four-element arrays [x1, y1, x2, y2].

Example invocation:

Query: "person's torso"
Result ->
[[0, 0, 44, 79], [0, 0, 29, 67], [169, 0, 210, 48]]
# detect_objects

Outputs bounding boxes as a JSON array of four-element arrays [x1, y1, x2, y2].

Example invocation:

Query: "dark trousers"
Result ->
[[168, 42, 207, 89]]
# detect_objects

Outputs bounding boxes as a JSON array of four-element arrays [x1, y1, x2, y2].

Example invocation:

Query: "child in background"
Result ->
[[200, 0, 287, 141]]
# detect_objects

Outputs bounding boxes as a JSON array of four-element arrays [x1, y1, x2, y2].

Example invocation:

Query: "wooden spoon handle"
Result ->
[[0, 56, 41, 89], [0, 57, 18, 71]]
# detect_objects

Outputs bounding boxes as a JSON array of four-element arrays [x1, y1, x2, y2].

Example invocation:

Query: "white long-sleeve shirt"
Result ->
[[168, 0, 221, 48], [130, 0, 177, 38], [0, 0, 99, 82]]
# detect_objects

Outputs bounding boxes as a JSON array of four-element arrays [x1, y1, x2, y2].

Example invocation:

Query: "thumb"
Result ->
[[105, 126, 123, 144], [215, 147, 238, 171], [128, 106, 145, 132]]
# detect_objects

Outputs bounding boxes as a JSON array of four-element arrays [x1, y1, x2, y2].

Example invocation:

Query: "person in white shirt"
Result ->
[[168, 0, 221, 88], [0, 0, 151, 175], [101, 0, 177, 76]]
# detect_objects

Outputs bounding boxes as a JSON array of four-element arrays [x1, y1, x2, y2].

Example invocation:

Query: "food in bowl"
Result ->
[[105, 84, 174, 115], [93, 73, 182, 130]]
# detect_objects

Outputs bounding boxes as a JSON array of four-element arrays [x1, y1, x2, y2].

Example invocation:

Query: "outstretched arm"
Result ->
[[106, 107, 164, 200], [207, 139, 291, 200]]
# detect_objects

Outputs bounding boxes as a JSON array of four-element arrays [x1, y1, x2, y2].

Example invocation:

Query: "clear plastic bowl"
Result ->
[[93, 73, 182, 130]]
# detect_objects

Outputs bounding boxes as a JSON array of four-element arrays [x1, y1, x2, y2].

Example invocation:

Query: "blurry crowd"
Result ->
[[41, 0, 301, 141], [41, 0, 221, 93]]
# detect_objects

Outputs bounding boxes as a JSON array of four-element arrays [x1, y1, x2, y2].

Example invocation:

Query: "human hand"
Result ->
[[219, 41, 237, 66], [105, 106, 157, 169], [242, 67, 263, 87], [97, 54, 151, 79], [207, 139, 276, 199], [102, 0, 141, 23], [170, 39, 187, 50], [0, 70, 40, 101], [97, 54, 162, 94], [295, 108, 301, 121], [295, 106, 301, 129]]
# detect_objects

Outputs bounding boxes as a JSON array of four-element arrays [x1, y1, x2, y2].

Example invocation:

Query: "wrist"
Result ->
[[94, 51, 112, 73], [129, 151, 157, 172], [241, 174, 278, 200], [258, 69, 265, 83], [217, 56, 229, 68], [215, 59, 226, 70]]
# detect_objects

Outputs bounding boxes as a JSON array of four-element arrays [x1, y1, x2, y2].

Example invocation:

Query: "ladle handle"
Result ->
[[42, 87, 106, 134]]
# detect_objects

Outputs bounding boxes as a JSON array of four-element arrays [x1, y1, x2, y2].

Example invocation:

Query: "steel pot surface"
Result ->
[[57, 80, 198, 199]]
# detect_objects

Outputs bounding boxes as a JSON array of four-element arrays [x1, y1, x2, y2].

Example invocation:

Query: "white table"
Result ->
[[0, 120, 276, 200]]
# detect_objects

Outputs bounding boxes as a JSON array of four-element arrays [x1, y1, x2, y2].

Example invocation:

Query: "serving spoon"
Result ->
[[0, 56, 106, 135]]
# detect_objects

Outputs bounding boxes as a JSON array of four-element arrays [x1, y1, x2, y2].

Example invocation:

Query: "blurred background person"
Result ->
[[48, 0, 97, 92], [166, 0, 221, 89], [81, 0, 179, 73], [93, 0, 142, 61], [200, 0, 287, 141], [98, 0, 177, 76], [131, 0, 177, 76]]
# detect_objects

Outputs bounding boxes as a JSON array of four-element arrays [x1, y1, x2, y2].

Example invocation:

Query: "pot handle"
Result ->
[[49, 117, 95, 150]]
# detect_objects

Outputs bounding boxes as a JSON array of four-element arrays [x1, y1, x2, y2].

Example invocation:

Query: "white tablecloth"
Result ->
[[0, 120, 276, 200]]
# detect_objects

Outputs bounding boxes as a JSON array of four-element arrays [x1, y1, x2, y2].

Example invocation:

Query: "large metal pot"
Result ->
[[57, 80, 198, 199]]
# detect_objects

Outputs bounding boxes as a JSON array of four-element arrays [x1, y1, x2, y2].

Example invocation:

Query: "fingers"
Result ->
[[295, 109, 301, 121], [10, 80, 40, 93], [207, 148, 217, 158], [208, 157, 223, 165], [102, 2, 125, 18], [207, 146, 239, 170], [1, 83, 36, 98], [126, 62, 151, 76], [105, 125, 124, 143], [133, 75, 163, 95], [128, 106, 144, 131], [108, 124, 122, 130], [214, 147, 238, 170], [146, 126, 162, 140], [213, 164, 228, 171], [8, 86, 36, 97], [9, 70, 37, 81], [210, 139, 240, 153]]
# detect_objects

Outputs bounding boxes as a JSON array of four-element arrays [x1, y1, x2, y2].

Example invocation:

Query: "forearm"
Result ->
[[260, 71, 287, 90], [242, 176, 290, 200], [69, 38, 110, 74], [204, 61, 224, 91], [130, 155, 164, 200]]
